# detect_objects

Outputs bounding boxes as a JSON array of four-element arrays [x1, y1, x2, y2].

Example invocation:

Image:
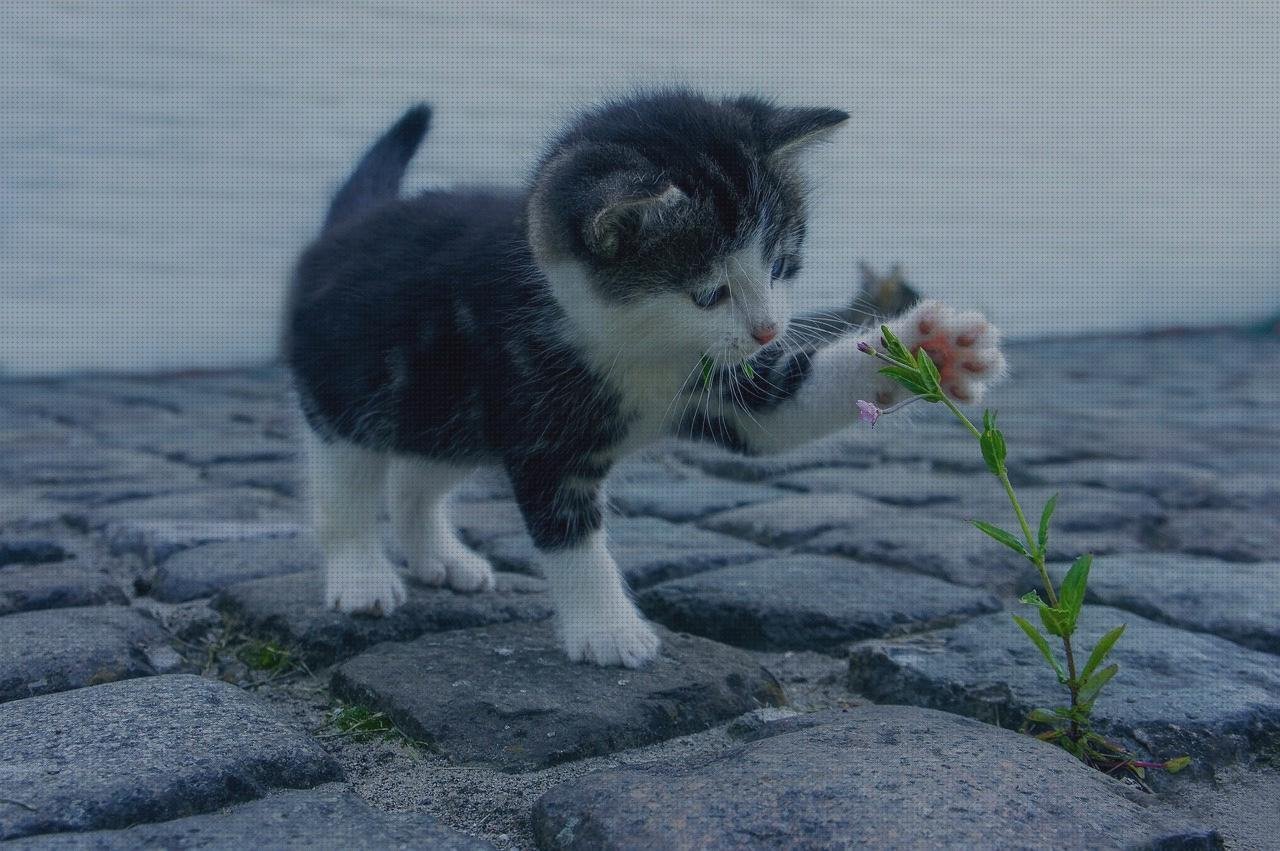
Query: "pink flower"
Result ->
[[857, 399, 881, 426]]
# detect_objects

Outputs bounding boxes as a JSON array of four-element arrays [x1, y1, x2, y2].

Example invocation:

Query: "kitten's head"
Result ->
[[527, 90, 848, 365]]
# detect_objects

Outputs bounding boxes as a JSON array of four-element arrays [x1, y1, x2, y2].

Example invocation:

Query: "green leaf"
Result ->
[[978, 412, 1008, 475], [1020, 591, 1070, 637], [1038, 605, 1070, 638], [1081, 624, 1126, 681], [1012, 615, 1067, 683], [916, 348, 942, 392], [1058, 554, 1092, 632], [741, 361, 756, 380], [878, 366, 931, 397], [1026, 708, 1066, 729], [991, 428, 1007, 465], [979, 432, 1002, 475], [879, 324, 917, 367], [1078, 662, 1118, 704], [700, 355, 714, 388], [1163, 756, 1192, 774], [979, 424, 1007, 475], [973, 521, 1029, 556], [1038, 493, 1058, 555]]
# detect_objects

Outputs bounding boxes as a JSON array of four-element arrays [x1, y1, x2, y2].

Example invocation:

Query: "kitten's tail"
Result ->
[[323, 103, 432, 232]]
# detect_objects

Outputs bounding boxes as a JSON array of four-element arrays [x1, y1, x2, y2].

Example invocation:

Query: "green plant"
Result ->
[[857, 327, 1188, 780], [325, 704, 428, 750], [236, 639, 294, 673]]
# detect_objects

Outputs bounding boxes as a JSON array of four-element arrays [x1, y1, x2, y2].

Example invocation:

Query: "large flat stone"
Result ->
[[476, 515, 773, 589], [215, 569, 552, 666], [532, 704, 1219, 850], [0, 564, 128, 615], [805, 514, 1041, 593], [607, 474, 783, 523], [0, 539, 70, 566], [0, 606, 170, 703], [772, 470, 1164, 536], [0, 445, 202, 496], [203, 458, 303, 499], [847, 608, 1280, 769], [1154, 509, 1280, 563], [0, 675, 340, 841], [79, 516, 303, 565], [1020, 459, 1228, 509], [7, 784, 491, 850], [150, 537, 321, 603], [772, 463, 982, 506], [638, 555, 1001, 652], [701, 494, 1045, 592], [672, 433, 877, 482], [698, 492, 889, 547], [930, 485, 1164, 536], [1083, 553, 1280, 655], [331, 621, 785, 772]]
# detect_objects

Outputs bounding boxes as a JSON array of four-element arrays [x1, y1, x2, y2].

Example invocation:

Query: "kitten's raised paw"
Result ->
[[558, 607, 661, 668], [325, 556, 407, 615], [891, 300, 1007, 402]]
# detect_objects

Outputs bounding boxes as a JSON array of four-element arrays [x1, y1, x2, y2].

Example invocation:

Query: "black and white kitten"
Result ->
[[285, 91, 1006, 668]]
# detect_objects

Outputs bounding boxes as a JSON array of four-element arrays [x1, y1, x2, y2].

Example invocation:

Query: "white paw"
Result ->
[[324, 552, 407, 615], [443, 548, 496, 593], [415, 541, 496, 593], [412, 556, 448, 588], [558, 604, 661, 668], [888, 300, 1007, 403]]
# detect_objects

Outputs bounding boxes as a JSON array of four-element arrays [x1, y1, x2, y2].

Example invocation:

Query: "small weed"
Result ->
[[325, 704, 427, 750], [859, 326, 1189, 782], [236, 640, 294, 673]]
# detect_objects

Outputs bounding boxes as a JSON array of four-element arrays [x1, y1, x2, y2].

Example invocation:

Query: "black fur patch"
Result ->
[[286, 91, 846, 550]]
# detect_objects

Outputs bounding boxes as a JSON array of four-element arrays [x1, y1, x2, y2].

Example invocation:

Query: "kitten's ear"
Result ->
[[585, 181, 686, 259], [767, 107, 850, 158]]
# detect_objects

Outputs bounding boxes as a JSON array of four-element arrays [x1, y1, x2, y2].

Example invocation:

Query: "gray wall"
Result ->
[[2, 1, 1277, 375]]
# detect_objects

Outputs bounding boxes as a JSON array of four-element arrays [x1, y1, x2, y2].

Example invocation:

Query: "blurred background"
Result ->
[[2, 0, 1277, 376]]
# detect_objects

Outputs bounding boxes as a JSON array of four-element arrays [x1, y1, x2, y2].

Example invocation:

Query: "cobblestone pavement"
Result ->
[[1, 330, 1277, 848]]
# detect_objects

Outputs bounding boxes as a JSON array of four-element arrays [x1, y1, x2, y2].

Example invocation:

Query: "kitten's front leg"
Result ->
[[733, 301, 1006, 453], [508, 465, 660, 668], [540, 529, 660, 668]]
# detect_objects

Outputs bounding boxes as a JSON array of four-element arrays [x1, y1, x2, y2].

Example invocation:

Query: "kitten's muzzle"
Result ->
[[751, 324, 778, 344]]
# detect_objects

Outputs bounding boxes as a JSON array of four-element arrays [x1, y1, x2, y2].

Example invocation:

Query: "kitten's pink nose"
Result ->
[[751, 324, 777, 344]]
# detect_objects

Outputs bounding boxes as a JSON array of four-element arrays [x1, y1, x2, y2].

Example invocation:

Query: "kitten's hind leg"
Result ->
[[387, 458, 496, 593], [304, 430, 406, 615]]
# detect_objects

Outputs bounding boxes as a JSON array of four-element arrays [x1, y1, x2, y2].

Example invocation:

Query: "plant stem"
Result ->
[[938, 394, 1082, 737], [939, 396, 982, 441]]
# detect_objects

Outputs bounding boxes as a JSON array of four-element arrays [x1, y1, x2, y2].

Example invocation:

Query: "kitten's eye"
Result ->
[[692, 284, 730, 309], [771, 257, 789, 280]]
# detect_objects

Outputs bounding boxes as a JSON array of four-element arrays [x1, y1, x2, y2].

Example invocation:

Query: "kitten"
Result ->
[[284, 91, 1006, 668]]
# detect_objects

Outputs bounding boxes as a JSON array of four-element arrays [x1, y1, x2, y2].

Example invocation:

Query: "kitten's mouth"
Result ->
[[699, 353, 758, 386]]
